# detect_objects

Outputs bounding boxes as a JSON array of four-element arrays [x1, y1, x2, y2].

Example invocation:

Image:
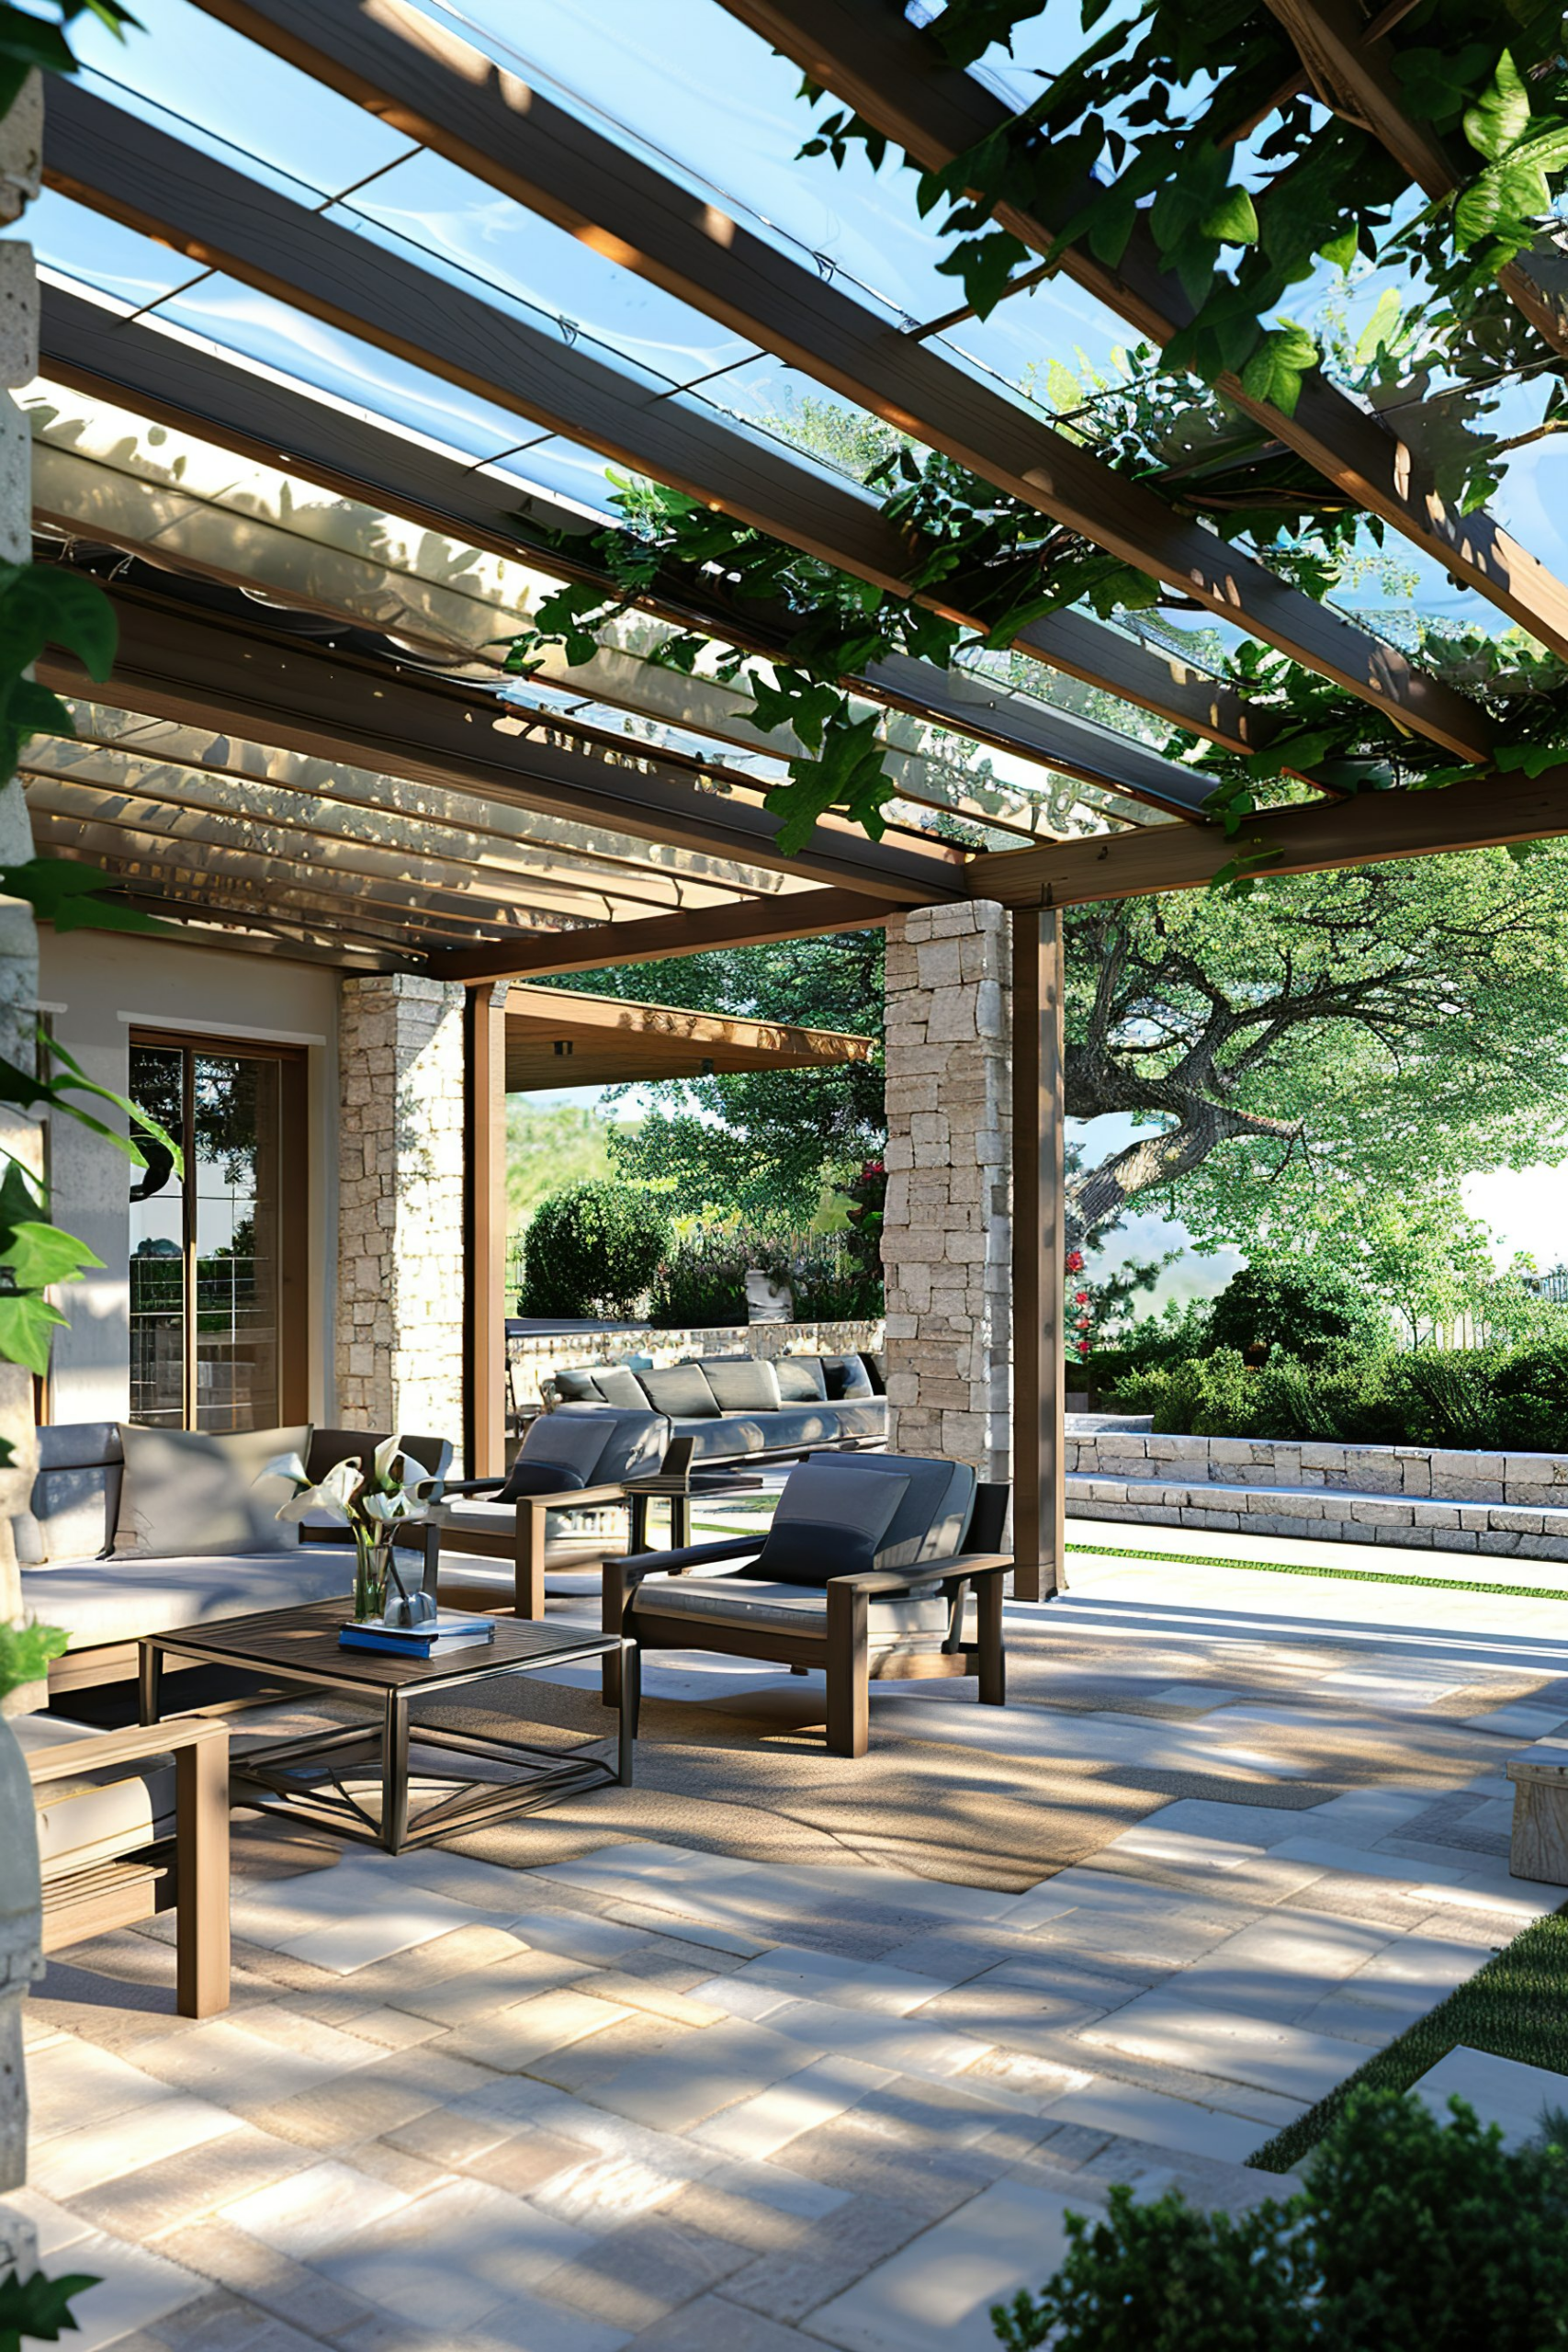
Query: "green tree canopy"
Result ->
[[1065, 844, 1568, 1252], [539, 929, 885, 1225]]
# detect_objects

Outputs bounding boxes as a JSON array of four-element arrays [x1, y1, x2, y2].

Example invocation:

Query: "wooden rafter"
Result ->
[[46, 80, 1487, 778], [428, 888, 895, 983], [964, 769, 1568, 907], [170, 5, 1490, 761], [31, 577, 961, 904], [722, 0, 1568, 660]]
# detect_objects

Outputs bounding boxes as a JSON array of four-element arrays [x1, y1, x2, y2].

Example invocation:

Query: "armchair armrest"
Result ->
[[445, 1476, 506, 1496], [619, 1532, 765, 1588], [824, 1552, 1013, 1601], [26, 1713, 229, 1785], [515, 1482, 629, 1514]]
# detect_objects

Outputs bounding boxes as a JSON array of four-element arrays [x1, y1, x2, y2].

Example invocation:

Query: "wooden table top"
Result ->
[[141, 1600, 618, 1690]]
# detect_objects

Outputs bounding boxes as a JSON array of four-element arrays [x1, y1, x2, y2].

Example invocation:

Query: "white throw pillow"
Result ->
[[115, 1422, 313, 1559]]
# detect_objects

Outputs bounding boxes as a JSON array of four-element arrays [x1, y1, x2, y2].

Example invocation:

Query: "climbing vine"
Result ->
[[802, 2, 1568, 435]]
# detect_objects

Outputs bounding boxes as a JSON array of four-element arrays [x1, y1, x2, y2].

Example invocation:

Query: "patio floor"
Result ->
[[17, 1532, 1568, 2352]]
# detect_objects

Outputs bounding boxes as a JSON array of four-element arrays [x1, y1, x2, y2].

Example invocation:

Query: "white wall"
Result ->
[[36, 928, 340, 1428]]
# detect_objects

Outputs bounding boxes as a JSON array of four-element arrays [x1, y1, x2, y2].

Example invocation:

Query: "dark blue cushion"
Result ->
[[757, 1458, 908, 1588]]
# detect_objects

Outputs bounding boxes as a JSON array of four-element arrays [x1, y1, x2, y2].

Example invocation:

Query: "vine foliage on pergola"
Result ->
[[512, 0, 1568, 876]]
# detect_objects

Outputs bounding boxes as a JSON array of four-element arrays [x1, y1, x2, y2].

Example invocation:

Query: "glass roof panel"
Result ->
[[343, 149, 759, 388], [69, 0, 423, 192], [28, 187, 201, 311]]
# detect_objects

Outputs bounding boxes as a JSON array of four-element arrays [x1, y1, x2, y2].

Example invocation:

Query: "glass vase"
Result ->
[[351, 1529, 392, 1623]]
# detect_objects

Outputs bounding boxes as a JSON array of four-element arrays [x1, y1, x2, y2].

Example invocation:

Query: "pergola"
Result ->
[[24, 0, 1568, 1597]]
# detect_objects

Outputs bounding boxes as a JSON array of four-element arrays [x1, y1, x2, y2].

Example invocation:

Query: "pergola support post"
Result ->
[[464, 980, 509, 1479], [1010, 908, 1066, 1602]]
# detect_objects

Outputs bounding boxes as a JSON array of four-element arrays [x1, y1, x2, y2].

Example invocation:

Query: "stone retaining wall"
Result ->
[[507, 1318, 885, 1413], [1066, 1429, 1568, 1561]]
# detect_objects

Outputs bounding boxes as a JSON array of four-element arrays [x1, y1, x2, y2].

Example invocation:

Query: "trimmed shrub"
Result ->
[[994, 2086, 1568, 2352], [516, 1182, 673, 1318], [1209, 1259, 1385, 1365]]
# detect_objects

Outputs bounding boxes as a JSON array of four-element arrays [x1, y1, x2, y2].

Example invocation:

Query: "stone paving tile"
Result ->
[[311, 2177, 594, 2330], [533, 2213, 750, 2331], [30, 1550, 1568, 2352], [721, 2191, 932, 2324]]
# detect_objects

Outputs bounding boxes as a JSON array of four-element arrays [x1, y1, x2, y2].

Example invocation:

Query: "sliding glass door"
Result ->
[[128, 1035, 306, 1430]]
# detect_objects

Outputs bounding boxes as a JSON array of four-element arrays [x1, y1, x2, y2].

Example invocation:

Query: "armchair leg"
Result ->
[[174, 1732, 230, 2018], [826, 1584, 869, 1759], [601, 1560, 628, 1710], [515, 1502, 547, 1621], [977, 1574, 1006, 1708]]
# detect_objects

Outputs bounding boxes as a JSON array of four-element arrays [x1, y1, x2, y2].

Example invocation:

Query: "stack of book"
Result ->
[[340, 1611, 495, 1658]]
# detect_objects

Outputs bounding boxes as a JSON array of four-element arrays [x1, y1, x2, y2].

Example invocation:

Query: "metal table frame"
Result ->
[[139, 1611, 639, 1855]]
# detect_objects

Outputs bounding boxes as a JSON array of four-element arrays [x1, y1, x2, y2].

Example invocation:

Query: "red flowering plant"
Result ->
[[1066, 1249, 1093, 1362], [840, 1158, 886, 1283]]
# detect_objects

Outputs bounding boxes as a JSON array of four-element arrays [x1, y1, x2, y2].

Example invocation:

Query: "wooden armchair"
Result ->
[[436, 1407, 665, 1619], [603, 1454, 1011, 1758], [21, 1712, 231, 2017]]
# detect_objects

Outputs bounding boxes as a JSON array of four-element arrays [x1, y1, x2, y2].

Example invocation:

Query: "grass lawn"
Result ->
[[1066, 1540, 1568, 1606], [1250, 1902, 1568, 2172]]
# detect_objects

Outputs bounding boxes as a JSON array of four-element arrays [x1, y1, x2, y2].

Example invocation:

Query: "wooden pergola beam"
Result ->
[[429, 888, 893, 984], [1262, 0, 1568, 358], [171, 5, 1489, 763], [723, 0, 1568, 661], [965, 769, 1568, 909], [32, 578, 959, 904]]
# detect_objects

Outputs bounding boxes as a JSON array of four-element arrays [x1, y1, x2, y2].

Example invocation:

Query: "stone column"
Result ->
[[0, 71, 45, 2278], [881, 900, 1011, 1482], [336, 972, 467, 1442]]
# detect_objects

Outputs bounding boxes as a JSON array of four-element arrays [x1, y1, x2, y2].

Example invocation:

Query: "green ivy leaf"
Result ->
[[1199, 185, 1258, 247], [0, 1217, 103, 1288], [1319, 227, 1359, 271], [0, 859, 172, 935], [0, 2264, 101, 2342], [932, 226, 1030, 319], [1463, 51, 1530, 163], [1493, 741, 1568, 776], [1238, 320, 1319, 417], [0, 1288, 69, 1375]]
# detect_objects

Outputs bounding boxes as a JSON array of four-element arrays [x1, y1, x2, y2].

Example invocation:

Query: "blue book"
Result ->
[[339, 1612, 494, 1658]]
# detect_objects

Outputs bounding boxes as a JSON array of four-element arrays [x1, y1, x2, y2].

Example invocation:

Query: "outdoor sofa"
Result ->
[[17, 1420, 451, 1697], [604, 1450, 1011, 1758], [549, 1350, 887, 1462]]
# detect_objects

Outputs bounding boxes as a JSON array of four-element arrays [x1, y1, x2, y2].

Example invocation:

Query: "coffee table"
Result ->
[[138, 1601, 638, 1855]]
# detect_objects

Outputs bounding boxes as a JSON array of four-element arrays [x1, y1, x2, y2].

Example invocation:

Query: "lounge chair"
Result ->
[[437, 1405, 666, 1618], [602, 1452, 1011, 1758]]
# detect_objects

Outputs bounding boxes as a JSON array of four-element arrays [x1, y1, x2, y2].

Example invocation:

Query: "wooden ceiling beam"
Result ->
[[722, 0, 1568, 661], [171, 4, 1488, 761], [429, 888, 892, 983], [32, 577, 958, 904], [40, 98, 1254, 781], [964, 770, 1568, 908]]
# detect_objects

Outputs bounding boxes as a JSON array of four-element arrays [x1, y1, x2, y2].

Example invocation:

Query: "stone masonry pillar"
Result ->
[[881, 901, 1011, 1482], [336, 972, 467, 1441]]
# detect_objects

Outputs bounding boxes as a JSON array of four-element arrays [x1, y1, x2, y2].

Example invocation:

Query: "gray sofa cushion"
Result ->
[[673, 1399, 886, 1462], [23, 1544, 359, 1650], [757, 1459, 908, 1587], [823, 1354, 874, 1401], [639, 1364, 720, 1419], [17, 1713, 176, 1871], [592, 1367, 651, 1411], [500, 1412, 615, 1498], [775, 1357, 829, 1404], [553, 1367, 602, 1403], [696, 1357, 783, 1414], [805, 1452, 976, 1573], [631, 1577, 951, 1640], [30, 1423, 125, 1565], [116, 1423, 311, 1559]]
